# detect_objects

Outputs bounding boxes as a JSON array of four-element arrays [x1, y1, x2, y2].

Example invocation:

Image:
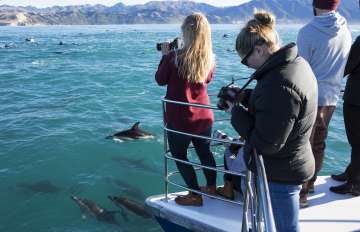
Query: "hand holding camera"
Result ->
[[159, 43, 170, 55], [217, 84, 245, 111], [157, 37, 182, 55]]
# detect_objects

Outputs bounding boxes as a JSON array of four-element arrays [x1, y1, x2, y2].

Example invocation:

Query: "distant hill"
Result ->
[[0, 0, 359, 26]]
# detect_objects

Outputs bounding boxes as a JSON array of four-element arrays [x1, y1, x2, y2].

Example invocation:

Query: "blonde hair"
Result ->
[[178, 12, 214, 84], [236, 10, 279, 56]]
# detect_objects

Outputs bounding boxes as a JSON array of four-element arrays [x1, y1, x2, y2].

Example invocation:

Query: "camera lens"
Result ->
[[217, 98, 228, 110], [156, 43, 161, 51]]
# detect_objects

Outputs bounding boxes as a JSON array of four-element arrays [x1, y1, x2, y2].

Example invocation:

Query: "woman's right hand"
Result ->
[[235, 90, 247, 103], [161, 42, 170, 55]]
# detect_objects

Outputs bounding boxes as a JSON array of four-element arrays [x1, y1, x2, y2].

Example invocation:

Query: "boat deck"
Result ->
[[300, 176, 360, 231], [146, 176, 360, 232]]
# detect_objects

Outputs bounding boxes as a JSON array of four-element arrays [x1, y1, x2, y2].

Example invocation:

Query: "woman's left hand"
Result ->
[[161, 43, 170, 55]]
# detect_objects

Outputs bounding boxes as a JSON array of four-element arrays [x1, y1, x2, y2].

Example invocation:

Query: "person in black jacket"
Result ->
[[228, 10, 318, 232], [330, 35, 360, 196]]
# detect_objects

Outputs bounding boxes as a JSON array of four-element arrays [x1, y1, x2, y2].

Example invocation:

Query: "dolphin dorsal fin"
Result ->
[[131, 122, 140, 130]]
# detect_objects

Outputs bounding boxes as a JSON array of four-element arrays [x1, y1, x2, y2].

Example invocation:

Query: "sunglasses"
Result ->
[[241, 46, 254, 66]]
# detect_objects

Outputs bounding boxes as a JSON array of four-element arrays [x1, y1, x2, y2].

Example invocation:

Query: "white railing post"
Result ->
[[254, 149, 277, 232], [242, 170, 252, 232], [162, 101, 169, 202]]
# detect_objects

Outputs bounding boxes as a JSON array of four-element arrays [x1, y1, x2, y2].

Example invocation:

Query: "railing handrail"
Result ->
[[162, 96, 218, 110], [161, 97, 276, 232], [164, 127, 244, 146], [165, 151, 246, 177]]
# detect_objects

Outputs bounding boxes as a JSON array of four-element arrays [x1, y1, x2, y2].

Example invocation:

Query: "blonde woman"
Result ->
[[155, 13, 216, 206], [228, 11, 318, 231]]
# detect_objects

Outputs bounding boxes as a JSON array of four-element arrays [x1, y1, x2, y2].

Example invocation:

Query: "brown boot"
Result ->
[[299, 193, 309, 208], [175, 192, 203, 206], [200, 185, 217, 195], [216, 181, 234, 200]]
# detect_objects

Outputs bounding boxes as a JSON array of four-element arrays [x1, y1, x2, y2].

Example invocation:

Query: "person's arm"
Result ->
[[155, 54, 171, 86], [231, 105, 254, 139], [228, 88, 253, 133], [155, 43, 171, 86], [297, 28, 312, 63], [232, 85, 301, 156], [240, 89, 253, 108], [344, 36, 360, 77], [205, 63, 216, 84]]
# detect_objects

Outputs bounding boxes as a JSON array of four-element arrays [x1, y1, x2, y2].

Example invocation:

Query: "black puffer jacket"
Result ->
[[344, 36, 360, 106], [231, 43, 318, 184]]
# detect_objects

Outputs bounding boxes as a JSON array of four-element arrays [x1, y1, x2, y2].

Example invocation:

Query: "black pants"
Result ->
[[343, 103, 360, 184], [167, 126, 216, 192]]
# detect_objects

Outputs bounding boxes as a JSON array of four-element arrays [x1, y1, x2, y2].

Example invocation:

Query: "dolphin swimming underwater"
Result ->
[[105, 177, 146, 201], [108, 196, 152, 219], [105, 122, 154, 141], [17, 180, 61, 194], [111, 157, 158, 174], [70, 196, 122, 224]]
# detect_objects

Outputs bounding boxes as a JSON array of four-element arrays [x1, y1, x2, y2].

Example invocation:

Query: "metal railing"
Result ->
[[161, 97, 276, 232]]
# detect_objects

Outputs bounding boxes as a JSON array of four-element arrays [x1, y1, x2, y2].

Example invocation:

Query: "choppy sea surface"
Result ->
[[0, 24, 359, 232]]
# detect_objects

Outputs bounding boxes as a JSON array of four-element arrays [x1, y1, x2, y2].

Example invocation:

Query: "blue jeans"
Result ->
[[268, 182, 301, 232]]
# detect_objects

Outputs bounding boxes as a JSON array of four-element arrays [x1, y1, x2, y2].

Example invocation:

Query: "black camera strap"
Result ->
[[239, 73, 256, 91], [226, 75, 254, 89]]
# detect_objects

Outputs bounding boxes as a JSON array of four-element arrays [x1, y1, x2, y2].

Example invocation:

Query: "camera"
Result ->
[[214, 130, 234, 142], [156, 37, 182, 51], [213, 130, 243, 154], [217, 83, 242, 110]]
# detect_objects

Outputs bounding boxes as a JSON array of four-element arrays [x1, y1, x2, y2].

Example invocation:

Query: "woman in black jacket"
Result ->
[[330, 36, 360, 196], [228, 11, 318, 232]]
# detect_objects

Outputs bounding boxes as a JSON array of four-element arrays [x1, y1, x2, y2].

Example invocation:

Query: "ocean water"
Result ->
[[0, 24, 359, 232]]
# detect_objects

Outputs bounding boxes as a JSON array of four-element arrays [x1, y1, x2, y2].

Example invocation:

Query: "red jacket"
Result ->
[[155, 51, 215, 134]]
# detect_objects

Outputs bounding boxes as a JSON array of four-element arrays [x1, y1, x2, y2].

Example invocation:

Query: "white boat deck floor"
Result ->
[[146, 176, 360, 232], [300, 176, 360, 231], [147, 191, 244, 232]]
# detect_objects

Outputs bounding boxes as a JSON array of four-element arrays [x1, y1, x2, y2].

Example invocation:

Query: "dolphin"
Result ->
[[105, 122, 154, 141], [17, 180, 61, 194], [3, 43, 15, 48], [105, 177, 146, 201], [111, 156, 157, 174], [70, 195, 122, 224], [25, 37, 35, 43], [108, 196, 152, 219]]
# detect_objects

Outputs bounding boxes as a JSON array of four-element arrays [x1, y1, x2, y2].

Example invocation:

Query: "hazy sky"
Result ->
[[0, 0, 251, 8]]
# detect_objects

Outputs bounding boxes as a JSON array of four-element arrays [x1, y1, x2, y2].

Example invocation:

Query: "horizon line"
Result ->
[[0, 1, 251, 9]]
